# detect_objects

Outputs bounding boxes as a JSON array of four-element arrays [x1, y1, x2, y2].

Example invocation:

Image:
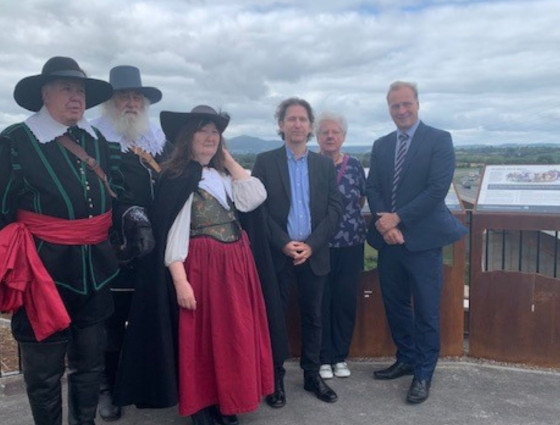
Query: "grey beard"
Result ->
[[102, 102, 150, 142], [113, 112, 150, 142]]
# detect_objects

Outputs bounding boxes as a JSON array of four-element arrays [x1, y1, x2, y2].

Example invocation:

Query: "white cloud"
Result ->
[[0, 0, 559, 146]]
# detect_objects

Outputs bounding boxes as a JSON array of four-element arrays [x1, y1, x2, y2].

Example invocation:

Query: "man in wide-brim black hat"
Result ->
[[91, 65, 167, 422], [0, 56, 126, 425]]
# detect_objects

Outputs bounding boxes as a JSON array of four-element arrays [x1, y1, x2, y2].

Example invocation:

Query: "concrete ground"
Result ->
[[1, 359, 559, 425]]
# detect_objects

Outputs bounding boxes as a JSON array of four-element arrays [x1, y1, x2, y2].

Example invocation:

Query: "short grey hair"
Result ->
[[315, 112, 348, 135], [386, 81, 419, 102]]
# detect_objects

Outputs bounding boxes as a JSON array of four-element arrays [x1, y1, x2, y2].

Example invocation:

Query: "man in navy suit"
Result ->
[[252, 97, 341, 407], [366, 81, 467, 404]]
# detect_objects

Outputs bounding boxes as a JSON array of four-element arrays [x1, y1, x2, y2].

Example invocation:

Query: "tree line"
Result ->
[[233, 145, 560, 170]]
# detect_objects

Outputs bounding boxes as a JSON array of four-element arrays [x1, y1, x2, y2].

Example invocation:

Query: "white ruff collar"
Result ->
[[25, 106, 97, 144], [90, 116, 166, 155]]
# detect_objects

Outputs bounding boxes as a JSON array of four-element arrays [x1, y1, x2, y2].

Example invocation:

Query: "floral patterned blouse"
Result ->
[[330, 155, 367, 248]]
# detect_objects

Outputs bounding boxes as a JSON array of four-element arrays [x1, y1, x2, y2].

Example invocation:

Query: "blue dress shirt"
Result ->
[[286, 146, 311, 241]]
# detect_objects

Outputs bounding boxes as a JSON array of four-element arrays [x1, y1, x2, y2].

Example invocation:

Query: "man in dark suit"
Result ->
[[252, 97, 342, 407], [366, 81, 467, 404]]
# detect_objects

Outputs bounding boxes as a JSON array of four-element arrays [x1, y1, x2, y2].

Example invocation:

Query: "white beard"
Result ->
[[101, 101, 150, 143]]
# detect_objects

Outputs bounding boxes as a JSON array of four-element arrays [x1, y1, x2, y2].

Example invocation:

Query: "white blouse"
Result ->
[[164, 168, 266, 266]]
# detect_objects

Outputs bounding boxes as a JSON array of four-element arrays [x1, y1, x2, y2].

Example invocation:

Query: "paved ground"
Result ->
[[2, 359, 559, 425]]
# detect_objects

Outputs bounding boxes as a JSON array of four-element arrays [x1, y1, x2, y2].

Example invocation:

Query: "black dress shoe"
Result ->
[[265, 372, 286, 408], [303, 373, 338, 403], [209, 405, 239, 425], [190, 407, 215, 425], [265, 389, 286, 408], [98, 390, 122, 422], [406, 378, 431, 404], [373, 361, 414, 380]]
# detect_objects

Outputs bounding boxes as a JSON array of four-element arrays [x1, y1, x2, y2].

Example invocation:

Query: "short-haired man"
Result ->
[[91, 65, 165, 421], [0, 56, 122, 425], [366, 81, 467, 403], [252, 97, 342, 407]]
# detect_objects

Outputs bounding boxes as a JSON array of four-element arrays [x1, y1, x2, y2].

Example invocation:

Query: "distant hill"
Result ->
[[227, 135, 371, 154], [455, 143, 560, 150], [228, 135, 560, 155], [227, 135, 282, 153]]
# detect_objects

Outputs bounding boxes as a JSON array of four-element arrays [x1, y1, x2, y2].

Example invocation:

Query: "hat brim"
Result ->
[[160, 111, 230, 143], [14, 74, 113, 112], [113, 86, 162, 104]]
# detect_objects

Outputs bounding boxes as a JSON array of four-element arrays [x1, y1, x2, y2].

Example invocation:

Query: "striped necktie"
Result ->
[[391, 133, 409, 211]]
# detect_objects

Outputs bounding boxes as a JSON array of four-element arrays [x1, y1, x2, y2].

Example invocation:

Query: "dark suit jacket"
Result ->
[[252, 146, 342, 276], [366, 121, 466, 251]]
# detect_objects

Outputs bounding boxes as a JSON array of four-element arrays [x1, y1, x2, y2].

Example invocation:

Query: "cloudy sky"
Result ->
[[0, 0, 558, 146]]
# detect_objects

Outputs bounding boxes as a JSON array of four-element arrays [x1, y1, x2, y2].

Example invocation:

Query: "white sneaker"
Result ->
[[333, 362, 351, 378], [319, 364, 334, 379]]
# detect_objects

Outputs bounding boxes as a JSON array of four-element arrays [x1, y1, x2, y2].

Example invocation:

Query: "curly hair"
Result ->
[[275, 97, 315, 141]]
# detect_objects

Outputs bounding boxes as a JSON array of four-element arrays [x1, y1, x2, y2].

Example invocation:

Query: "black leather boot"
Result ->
[[209, 405, 239, 425], [98, 369, 122, 422], [98, 388, 122, 421], [265, 367, 286, 408], [20, 341, 66, 425], [67, 323, 105, 425]]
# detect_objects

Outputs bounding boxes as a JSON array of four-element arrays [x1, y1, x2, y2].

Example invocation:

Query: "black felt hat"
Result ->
[[109, 65, 162, 104], [14, 56, 113, 112], [160, 105, 230, 143]]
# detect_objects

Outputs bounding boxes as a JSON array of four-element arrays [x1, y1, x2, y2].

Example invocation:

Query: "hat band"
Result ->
[[47, 70, 87, 79]]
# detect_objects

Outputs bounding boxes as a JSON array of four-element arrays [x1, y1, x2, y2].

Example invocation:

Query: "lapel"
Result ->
[[307, 151, 319, 215], [274, 146, 291, 202], [380, 132, 398, 192]]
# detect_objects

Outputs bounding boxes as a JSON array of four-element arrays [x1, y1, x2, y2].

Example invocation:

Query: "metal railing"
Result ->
[[483, 229, 560, 278]]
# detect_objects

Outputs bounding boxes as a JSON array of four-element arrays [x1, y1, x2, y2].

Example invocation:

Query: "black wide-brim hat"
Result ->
[[160, 105, 230, 143], [14, 56, 113, 112], [109, 65, 162, 104]]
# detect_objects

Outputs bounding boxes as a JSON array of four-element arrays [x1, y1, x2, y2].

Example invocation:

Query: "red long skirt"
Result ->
[[177, 232, 274, 416]]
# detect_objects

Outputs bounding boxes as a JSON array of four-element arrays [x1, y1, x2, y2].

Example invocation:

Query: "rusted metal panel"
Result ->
[[348, 269, 395, 357], [287, 212, 466, 358], [469, 212, 560, 367]]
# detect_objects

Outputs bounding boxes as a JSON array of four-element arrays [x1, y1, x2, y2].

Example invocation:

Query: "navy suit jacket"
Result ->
[[366, 121, 466, 251], [252, 146, 342, 276]]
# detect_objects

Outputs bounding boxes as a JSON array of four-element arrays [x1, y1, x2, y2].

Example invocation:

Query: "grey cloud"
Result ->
[[0, 0, 559, 147]]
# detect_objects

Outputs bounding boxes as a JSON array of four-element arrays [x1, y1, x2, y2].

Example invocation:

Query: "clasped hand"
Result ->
[[282, 241, 313, 266], [375, 212, 405, 245]]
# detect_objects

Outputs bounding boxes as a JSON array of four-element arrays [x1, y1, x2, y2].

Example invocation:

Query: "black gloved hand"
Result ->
[[118, 206, 155, 262]]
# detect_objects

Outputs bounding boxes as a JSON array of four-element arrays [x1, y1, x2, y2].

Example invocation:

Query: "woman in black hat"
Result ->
[[117, 106, 273, 425]]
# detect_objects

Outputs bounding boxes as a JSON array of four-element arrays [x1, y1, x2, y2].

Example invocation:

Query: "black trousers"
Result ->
[[277, 261, 326, 373], [19, 322, 105, 425], [320, 243, 364, 364]]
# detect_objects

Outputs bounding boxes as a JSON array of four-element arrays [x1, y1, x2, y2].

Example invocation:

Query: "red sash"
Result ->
[[0, 223, 71, 341], [16, 210, 112, 245]]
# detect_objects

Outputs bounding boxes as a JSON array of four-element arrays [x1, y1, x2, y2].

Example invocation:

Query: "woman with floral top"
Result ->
[[316, 112, 367, 380]]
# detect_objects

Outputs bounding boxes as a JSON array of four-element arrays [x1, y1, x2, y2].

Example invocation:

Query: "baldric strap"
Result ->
[[56, 134, 117, 198], [130, 146, 162, 173]]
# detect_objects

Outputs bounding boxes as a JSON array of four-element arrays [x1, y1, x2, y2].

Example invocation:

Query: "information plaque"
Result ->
[[475, 164, 560, 213]]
